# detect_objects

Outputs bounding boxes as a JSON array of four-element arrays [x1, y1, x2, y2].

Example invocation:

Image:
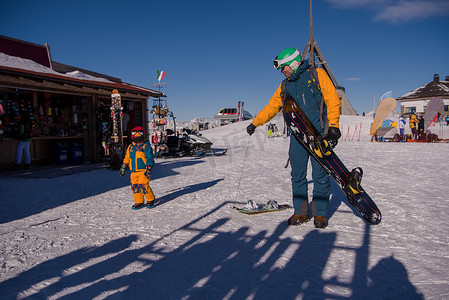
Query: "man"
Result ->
[[417, 115, 424, 140], [246, 47, 341, 229], [409, 113, 418, 140], [14, 113, 33, 169]]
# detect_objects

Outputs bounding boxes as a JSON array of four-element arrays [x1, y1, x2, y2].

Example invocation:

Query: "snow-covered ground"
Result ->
[[1, 115, 448, 299]]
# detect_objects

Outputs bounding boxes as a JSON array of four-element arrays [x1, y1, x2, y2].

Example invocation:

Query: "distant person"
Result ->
[[445, 115, 449, 126], [409, 113, 419, 140], [120, 126, 156, 210], [246, 47, 341, 229], [399, 115, 406, 141], [273, 124, 279, 137], [418, 116, 424, 140], [14, 115, 33, 169], [267, 123, 273, 138], [371, 130, 378, 142]]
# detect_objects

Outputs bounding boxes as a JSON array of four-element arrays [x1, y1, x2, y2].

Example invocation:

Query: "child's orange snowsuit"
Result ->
[[123, 140, 155, 204]]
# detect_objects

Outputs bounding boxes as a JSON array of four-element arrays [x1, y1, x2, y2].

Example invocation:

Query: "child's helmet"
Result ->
[[131, 126, 145, 143]]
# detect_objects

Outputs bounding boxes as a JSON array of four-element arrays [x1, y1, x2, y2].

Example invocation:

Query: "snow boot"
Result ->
[[314, 216, 328, 229], [288, 214, 310, 226], [146, 200, 155, 208], [132, 203, 146, 210]]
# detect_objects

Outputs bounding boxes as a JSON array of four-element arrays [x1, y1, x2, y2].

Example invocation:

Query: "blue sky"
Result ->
[[1, 0, 449, 121]]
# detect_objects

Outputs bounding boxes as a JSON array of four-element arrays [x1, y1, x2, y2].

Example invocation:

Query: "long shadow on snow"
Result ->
[[0, 158, 206, 224], [0, 202, 422, 299], [327, 179, 365, 222], [304, 179, 357, 222], [150, 157, 207, 180], [155, 178, 224, 208]]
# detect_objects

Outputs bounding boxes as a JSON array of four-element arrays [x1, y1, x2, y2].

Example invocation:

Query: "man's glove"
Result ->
[[119, 163, 127, 176], [325, 127, 341, 149], [247, 123, 256, 136], [144, 165, 152, 178]]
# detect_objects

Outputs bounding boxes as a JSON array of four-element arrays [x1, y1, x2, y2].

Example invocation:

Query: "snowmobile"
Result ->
[[164, 128, 227, 157]]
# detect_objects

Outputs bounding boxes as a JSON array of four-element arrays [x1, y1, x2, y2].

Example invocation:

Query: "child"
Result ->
[[120, 126, 156, 209]]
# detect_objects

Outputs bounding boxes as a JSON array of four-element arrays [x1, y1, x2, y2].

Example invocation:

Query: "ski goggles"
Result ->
[[273, 49, 301, 70], [131, 129, 144, 137]]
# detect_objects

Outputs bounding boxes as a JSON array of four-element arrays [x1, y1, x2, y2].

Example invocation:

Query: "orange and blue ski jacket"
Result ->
[[409, 114, 418, 129], [252, 61, 341, 131], [123, 140, 154, 172]]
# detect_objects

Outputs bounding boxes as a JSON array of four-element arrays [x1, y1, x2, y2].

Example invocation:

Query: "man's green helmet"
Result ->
[[273, 47, 302, 71]]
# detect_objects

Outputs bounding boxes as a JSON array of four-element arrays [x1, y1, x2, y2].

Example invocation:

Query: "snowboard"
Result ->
[[232, 200, 290, 215], [110, 89, 124, 147], [283, 95, 381, 225]]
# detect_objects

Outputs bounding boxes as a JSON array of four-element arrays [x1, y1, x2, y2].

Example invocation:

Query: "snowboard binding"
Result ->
[[344, 167, 364, 207], [313, 137, 332, 158]]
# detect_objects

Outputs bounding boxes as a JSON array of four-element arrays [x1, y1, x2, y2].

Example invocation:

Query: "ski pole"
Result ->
[[284, 158, 290, 168]]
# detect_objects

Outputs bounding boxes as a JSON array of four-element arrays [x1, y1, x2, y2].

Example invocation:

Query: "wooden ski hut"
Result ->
[[0, 35, 164, 169]]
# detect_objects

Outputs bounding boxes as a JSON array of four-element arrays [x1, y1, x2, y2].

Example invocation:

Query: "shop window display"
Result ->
[[0, 89, 88, 166]]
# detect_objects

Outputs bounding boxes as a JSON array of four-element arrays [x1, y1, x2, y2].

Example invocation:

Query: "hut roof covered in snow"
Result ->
[[397, 74, 449, 101]]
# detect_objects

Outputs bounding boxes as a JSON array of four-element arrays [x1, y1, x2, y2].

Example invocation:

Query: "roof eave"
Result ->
[[0, 65, 164, 98]]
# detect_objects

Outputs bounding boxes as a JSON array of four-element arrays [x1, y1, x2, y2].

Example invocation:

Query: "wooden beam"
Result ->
[[301, 0, 356, 115], [1, 72, 153, 99]]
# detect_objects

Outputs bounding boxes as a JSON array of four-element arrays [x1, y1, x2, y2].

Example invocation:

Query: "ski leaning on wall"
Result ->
[[110, 89, 123, 146]]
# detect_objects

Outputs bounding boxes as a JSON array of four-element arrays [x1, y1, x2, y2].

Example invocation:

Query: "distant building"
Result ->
[[335, 86, 357, 115], [214, 107, 252, 124], [397, 74, 449, 116]]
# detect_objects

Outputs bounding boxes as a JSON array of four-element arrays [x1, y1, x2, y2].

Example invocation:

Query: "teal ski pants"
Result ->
[[289, 136, 330, 217]]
